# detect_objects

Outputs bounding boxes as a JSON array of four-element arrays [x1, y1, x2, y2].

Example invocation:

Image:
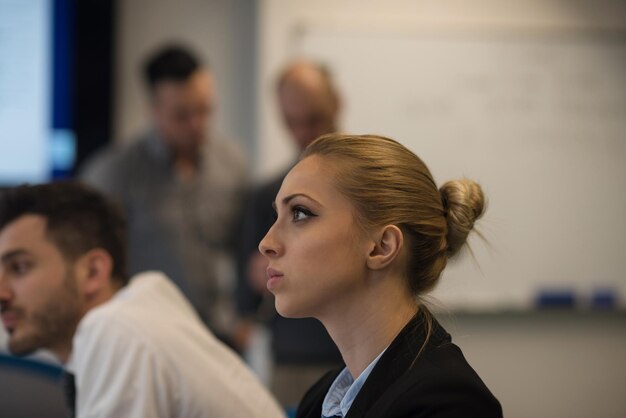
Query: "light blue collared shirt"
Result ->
[[321, 348, 387, 418]]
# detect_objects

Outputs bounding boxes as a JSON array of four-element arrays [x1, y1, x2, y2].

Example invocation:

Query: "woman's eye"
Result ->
[[292, 206, 316, 222]]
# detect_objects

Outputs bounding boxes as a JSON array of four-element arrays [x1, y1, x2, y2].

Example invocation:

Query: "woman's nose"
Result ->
[[258, 224, 281, 258]]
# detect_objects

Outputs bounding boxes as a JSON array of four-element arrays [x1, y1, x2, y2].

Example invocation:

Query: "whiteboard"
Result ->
[[295, 27, 626, 310]]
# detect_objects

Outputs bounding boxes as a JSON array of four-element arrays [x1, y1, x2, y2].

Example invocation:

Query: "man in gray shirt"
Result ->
[[81, 45, 247, 340]]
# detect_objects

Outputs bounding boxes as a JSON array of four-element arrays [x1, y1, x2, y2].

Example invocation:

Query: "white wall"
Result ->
[[256, 0, 626, 178], [438, 312, 626, 418], [115, 0, 256, 150]]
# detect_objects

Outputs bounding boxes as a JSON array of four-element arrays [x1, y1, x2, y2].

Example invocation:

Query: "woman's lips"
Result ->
[[266, 267, 284, 290]]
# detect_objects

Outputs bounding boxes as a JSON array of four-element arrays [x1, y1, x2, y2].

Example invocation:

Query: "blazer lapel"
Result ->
[[296, 369, 342, 418], [345, 310, 450, 418]]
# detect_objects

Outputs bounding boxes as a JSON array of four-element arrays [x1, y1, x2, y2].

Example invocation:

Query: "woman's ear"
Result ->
[[74, 248, 114, 299], [366, 225, 404, 271]]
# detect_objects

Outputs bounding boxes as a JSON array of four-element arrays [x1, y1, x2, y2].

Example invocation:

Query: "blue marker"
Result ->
[[536, 289, 576, 309], [590, 288, 618, 310]]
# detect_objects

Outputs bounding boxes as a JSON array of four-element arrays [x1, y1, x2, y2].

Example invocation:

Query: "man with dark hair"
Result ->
[[80, 44, 247, 338], [236, 60, 343, 407], [0, 182, 284, 417], [144, 46, 200, 89]]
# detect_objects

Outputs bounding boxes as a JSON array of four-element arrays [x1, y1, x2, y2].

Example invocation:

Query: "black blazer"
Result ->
[[296, 311, 503, 418]]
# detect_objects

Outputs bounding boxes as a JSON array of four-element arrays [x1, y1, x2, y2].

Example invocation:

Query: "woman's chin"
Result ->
[[275, 299, 309, 319]]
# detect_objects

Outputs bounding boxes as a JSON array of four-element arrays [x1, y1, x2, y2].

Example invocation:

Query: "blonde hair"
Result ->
[[301, 134, 486, 296]]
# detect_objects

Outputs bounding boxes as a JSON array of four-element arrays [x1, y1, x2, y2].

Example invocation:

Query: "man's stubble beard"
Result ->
[[9, 271, 82, 358]]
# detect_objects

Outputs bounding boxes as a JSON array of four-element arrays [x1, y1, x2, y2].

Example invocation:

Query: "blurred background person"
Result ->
[[235, 60, 343, 407], [80, 44, 247, 343]]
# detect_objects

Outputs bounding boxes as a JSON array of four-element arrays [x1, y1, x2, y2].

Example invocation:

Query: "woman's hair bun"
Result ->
[[440, 179, 486, 257]]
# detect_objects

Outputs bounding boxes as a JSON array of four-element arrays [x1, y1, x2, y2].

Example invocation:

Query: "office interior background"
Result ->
[[1, 1, 625, 417]]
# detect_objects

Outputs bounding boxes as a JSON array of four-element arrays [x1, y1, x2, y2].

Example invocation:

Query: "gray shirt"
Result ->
[[80, 132, 248, 334]]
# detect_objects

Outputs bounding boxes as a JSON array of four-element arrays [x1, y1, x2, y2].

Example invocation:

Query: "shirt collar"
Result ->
[[321, 347, 387, 418], [64, 284, 129, 373]]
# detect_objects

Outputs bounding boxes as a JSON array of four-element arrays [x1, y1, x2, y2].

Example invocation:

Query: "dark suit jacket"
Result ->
[[296, 312, 503, 418]]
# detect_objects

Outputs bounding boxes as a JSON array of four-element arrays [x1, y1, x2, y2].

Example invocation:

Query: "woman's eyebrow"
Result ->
[[272, 193, 322, 211]]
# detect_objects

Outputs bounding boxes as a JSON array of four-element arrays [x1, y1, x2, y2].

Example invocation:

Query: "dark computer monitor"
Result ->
[[0, 0, 114, 186]]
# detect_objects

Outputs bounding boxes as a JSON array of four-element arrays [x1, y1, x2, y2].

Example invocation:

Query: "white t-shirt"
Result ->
[[66, 271, 285, 418]]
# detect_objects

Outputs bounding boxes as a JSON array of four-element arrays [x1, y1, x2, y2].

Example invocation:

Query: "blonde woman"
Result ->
[[259, 134, 502, 418]]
